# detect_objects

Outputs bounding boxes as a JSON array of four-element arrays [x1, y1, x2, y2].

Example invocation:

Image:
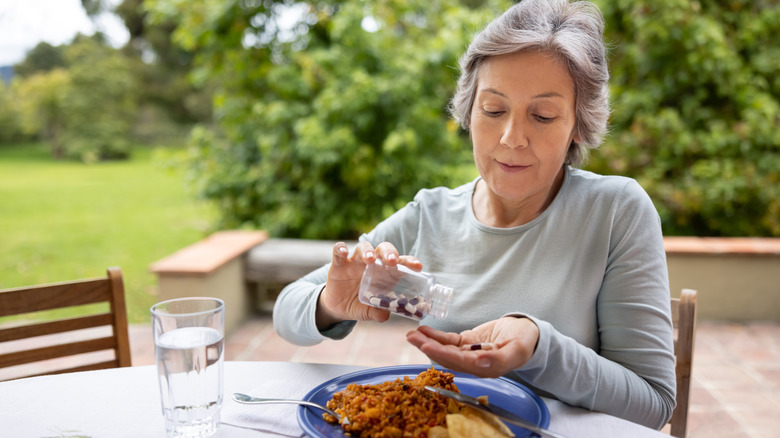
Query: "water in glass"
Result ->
[[156, 326, 224, 438]]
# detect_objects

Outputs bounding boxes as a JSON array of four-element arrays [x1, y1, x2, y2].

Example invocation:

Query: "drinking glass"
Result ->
[[151, 297, 225, 438]]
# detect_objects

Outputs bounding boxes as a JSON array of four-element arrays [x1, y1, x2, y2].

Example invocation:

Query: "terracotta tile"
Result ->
[[248, 331, 303, 362], [695, 364, 759, 389], [689, 384, 720, 407], [753, 366, 780, 388], [713, 388, 780, 412], [129, 324, 155, 366], [687, 408, 748, 438], [732, 412, 780, 438]]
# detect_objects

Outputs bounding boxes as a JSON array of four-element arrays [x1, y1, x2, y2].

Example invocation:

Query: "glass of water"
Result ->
[[151, 297, 225, 438]]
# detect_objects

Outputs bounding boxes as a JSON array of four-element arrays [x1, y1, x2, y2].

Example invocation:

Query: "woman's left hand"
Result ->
[[405, 317, 540, 378]]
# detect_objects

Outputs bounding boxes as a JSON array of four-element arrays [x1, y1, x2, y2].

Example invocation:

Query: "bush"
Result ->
[[16, 69, 70, 158], [152, 0, 779, 237], [590, 0, 780, 236], [0, 81, 29, 144], [13, 37, 137, 162], [60, 37, 136, 161], [148, 0, 508, 238]]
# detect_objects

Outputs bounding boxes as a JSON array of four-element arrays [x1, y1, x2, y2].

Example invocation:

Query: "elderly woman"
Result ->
[[273, 0, 676, 429]]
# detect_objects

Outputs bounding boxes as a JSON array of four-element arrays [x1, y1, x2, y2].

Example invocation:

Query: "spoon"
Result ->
[[232, 392, 348, 424]]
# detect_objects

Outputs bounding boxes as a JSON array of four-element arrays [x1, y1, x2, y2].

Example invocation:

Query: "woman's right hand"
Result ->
[[315, 241, 421, 330]]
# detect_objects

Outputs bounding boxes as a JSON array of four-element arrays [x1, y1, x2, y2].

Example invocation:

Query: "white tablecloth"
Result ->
[[0, 361, 668, 437]]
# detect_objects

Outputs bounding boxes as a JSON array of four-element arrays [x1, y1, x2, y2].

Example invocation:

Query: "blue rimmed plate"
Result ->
[[298, 364, 550, 438]]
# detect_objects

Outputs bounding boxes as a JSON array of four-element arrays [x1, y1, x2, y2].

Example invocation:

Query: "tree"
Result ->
[[116, 0, 213, 124], [59, 36, 136, 161], [0, 81, 29, 144], [16, 69, 70, 158], [146, 0, 510, 238], [590, 0, 780, 236], [12, 42, 66, 78]]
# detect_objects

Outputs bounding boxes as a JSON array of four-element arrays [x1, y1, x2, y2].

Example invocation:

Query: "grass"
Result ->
[[0, 142, 217, 323]]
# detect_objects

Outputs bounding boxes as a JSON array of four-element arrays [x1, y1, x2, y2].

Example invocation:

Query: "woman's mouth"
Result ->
[[497, 161, 530, 173]]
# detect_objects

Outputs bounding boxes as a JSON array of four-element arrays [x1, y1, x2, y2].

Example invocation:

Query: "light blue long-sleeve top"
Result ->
[[273, 166, 677, 429]]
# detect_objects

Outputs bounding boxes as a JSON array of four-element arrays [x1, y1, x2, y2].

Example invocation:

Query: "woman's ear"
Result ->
[[571, 127, 581, 145]]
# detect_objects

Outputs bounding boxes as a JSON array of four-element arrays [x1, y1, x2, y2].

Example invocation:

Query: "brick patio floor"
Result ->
[[129, 315, 780, 438]]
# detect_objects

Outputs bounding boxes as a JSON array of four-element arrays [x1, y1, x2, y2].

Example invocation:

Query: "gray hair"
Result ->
[[450, 0, 610, 167]]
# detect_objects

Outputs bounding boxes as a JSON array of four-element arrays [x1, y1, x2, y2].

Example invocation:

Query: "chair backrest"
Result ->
[[669, 288, 698, 438], [0, 267, 131, 381]]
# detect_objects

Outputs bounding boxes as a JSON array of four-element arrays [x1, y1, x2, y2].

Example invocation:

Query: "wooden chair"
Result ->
[[0, 267, 131, 381], [669, 288, 698, 438]]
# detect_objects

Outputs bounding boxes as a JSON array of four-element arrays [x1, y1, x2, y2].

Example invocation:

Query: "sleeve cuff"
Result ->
[[502, 312, 549, 372], [312, 284, 357, 340], [319, 319, 358, 340]]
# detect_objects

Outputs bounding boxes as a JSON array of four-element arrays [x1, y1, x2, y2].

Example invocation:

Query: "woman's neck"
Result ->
[[472, 167, 566, 228]]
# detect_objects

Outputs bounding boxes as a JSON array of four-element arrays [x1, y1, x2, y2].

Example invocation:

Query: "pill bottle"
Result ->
[[358, 260, 453, 320]]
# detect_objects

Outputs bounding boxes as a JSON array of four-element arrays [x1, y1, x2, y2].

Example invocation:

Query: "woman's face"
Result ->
[[470, 50, 578, 212]]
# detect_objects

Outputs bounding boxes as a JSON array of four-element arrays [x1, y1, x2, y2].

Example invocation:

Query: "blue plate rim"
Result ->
[[297, 364, 550, 437]]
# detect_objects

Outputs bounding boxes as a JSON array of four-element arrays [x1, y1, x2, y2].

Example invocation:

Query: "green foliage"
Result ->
[[10, 37, 137, 161], [16, 69, 70, 158], [117, 0, 214, 124], [0, 81, 30, 144], [147, 0, 508, 238], [147, 0, 778, 237], [60, 37, 137, 161], [12, 42, 66, 78], [590, 0, 780, 236]]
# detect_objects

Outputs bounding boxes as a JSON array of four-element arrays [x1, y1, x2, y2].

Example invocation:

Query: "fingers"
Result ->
[[405, 326, 525, 379], [349, 241, 376, 266], [331, 242, 350, 265], [368, 306, 391, 323], [374, 242, 400, 266], [339, 241, 421, 271], [416, 325, 464, 346], [407, 328, 494, 376], [398, 255, 423, 272]]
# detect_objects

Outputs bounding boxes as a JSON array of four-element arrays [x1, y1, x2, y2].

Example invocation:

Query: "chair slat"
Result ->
[[0, 267, 131, 382], [0, 314, 114, 342], [0, 278, 109, 317], [0, 337, 117, 368]]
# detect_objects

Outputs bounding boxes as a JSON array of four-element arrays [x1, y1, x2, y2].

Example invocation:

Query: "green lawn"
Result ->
[[0, 142, 217, 323]]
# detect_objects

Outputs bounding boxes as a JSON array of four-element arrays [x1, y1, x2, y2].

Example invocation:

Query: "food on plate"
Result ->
[[441, 405, 515, 438], [323, 367, 455, 437], [323, 367, 513, 438]]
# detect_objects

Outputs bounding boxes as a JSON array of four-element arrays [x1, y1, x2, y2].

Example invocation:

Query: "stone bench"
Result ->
[[245, 238, 358, 311]]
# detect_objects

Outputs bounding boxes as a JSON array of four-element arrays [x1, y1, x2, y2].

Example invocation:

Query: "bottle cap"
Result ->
[[428, 283, 453, 319]]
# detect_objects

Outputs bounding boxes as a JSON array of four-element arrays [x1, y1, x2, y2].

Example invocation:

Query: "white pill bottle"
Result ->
[[358, 259, 453, 321]]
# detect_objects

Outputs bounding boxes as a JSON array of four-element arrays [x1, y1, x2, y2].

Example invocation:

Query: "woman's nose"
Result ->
[[500, 118, 528, 149]]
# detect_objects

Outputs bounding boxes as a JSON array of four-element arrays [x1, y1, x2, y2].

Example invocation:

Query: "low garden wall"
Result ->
[[149, 230, 268, 335], [665, 237, 780, 321]]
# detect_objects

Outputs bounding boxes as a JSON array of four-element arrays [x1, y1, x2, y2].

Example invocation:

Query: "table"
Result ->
[[0, 361, 668, 437]]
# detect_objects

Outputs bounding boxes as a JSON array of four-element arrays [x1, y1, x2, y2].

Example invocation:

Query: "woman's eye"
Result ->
[[482, 109, 504, 117], [534, 114, 555, 123]]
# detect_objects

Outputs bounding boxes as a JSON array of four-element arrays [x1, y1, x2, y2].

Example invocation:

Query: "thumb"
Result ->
[[368, 306, 391, 323]]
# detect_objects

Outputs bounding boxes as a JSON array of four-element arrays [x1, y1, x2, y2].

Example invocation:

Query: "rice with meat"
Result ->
[[323, 367, 459, 438]]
